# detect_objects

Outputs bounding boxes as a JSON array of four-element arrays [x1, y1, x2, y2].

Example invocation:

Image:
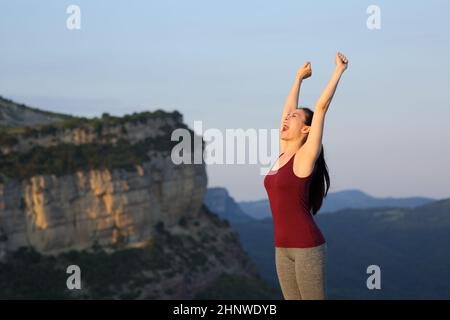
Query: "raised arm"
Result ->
[[303, 52, 348, 160], [280, 62, 311, 154]]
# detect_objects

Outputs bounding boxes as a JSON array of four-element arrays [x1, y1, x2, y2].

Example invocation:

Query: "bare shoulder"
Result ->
[[293, 145, 316, 178]]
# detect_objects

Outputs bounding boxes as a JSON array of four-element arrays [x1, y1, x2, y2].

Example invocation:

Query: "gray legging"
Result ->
[[275, 243, 327, 300]]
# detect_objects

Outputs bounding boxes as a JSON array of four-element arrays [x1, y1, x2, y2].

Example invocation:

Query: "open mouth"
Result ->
[[282, 124, 289, 132]]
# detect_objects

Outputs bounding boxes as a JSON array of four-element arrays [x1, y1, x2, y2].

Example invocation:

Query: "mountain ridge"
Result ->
[[239, 188, 435, 220]]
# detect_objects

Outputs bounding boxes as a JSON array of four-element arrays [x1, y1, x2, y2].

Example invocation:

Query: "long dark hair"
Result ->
[[298, 107, 330, 215]]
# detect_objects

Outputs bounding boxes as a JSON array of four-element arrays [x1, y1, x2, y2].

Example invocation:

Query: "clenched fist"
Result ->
[[296, 62, 312, 80], [335, 52, 348, 72]]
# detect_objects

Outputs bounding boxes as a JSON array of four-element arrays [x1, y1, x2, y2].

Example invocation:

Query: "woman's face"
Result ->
[[280, 109, 309, 140]]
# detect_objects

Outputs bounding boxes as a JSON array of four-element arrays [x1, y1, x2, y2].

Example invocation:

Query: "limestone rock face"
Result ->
[[0, 158, 206, 254], [0, 104, 207, 255]]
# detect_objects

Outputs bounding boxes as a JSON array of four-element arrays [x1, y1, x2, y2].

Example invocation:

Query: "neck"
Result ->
[[283, 136, 305, 155]]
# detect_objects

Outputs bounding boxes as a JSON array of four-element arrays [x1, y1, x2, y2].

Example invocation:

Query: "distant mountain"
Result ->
[[320, 189, 435, 213], [233, 198, 450, 299], [239, 199, 272, 220], [0, 96, 74, 128], [239, 189, 435, 220], [204, 187, 255, 225]]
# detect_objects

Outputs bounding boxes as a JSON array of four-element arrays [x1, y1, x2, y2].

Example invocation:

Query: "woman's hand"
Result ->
[[335, 52, 348, 73], [296, 62, 312, 80]]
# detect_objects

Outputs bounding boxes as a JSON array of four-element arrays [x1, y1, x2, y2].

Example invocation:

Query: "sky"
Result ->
[[1, 0, 449, 201]]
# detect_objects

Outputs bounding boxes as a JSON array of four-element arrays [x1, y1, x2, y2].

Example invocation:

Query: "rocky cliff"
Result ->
[[0, 97, 277, 299], [0, 98, 206, 255]]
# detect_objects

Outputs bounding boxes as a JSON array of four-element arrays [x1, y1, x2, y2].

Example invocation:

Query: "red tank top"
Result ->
[[263, 152, 326, 248]]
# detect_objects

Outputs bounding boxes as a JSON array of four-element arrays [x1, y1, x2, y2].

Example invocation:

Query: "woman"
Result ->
[[263, 52, 348, 300]]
